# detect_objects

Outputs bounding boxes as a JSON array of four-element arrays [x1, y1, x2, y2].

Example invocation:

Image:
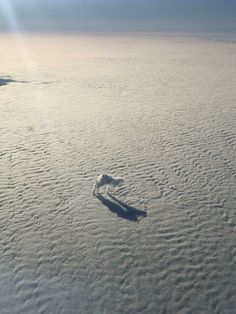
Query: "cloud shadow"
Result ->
[[96, 193, 147, 222], [0, 77, 17, 86], [0, 76, 52, 87]]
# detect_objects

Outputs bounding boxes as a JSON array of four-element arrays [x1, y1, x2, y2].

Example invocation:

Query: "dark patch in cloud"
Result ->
[[33, 81, 54, 86], [0, 75, 30, 86], [0, 77, 17, 86], [0, 75, 54, 87]]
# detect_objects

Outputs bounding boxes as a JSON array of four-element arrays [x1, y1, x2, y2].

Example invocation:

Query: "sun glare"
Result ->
[[0, 0, 35, 71]]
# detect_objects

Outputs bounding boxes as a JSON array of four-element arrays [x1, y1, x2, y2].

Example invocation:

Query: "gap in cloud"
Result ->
[[0, 75, 18, 86], [0, 74, 30, 86], [0, 75, 53, 87]]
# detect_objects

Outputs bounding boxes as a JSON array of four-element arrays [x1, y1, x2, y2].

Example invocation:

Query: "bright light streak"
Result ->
[[0, 0, 52, 126], [1, 0, 19, 33], [0, 0, 35, 73]]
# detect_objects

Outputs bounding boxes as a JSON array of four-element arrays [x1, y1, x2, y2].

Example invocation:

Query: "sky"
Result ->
[[0, 0, 236, 33]]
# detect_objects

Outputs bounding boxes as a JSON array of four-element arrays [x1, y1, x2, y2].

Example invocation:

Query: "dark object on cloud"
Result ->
[[0, 76, 53, 87], [32, 81, 54, 86], [0, 75, 29, 87], [97, 193, 147, 222], [0, 77, 17, 86]]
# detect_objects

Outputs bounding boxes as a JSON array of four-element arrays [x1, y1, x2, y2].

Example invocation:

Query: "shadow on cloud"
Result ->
[[0, 75, 53, 87], [0, 77, 18, 86], [0, 75, 30, 87], [97, 193, 147, 222]]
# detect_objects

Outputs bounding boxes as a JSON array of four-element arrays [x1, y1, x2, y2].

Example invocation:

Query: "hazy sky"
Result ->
[[0, 0, 236, 32]]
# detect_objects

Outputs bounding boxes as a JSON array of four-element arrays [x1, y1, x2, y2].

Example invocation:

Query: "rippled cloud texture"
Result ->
[[0, 0, 236, 32]]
